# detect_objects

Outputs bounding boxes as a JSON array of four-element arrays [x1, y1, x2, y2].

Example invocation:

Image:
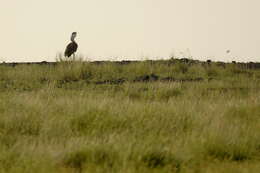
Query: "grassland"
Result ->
[[0, 59, 259, 173]]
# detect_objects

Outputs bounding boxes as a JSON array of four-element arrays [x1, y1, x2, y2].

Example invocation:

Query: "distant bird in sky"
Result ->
[[226, 50, 231, 54], [64, 32, 78, 58]]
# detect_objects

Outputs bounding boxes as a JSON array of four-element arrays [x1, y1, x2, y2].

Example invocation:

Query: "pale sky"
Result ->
[[1, 0, 260, 62]]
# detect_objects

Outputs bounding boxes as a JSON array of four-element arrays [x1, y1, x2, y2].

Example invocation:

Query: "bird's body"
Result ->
[[65, 41, 78, 57], [64, 32, 78, 57]]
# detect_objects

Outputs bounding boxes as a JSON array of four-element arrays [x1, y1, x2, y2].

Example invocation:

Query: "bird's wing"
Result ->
[[74, 43, 78, 52]]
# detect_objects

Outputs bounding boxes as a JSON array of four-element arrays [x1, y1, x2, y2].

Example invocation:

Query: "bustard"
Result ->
[[64, 32, 78, 58]]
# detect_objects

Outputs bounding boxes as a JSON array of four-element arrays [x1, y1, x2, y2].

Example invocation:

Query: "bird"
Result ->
[[64, 32, 78, 58]]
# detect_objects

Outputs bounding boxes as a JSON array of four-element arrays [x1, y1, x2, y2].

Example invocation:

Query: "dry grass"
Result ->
[[0, 59, 259, 172]]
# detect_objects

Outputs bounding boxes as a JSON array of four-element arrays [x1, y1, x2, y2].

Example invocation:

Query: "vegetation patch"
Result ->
[[141, 151, 182, 171], [0, 59, 259, 172]]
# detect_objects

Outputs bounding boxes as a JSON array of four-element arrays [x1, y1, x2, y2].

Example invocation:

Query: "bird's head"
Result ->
[[71, 32, 77, 42]]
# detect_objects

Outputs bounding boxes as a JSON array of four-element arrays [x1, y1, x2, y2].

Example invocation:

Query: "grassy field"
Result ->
[[0, 59, 259, 173]]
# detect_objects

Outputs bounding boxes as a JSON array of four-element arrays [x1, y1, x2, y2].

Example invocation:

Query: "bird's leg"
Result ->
[[73, 53, 75, 61]]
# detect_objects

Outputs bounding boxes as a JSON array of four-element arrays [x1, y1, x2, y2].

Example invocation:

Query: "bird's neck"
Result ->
[[70, 35, 76, 42]]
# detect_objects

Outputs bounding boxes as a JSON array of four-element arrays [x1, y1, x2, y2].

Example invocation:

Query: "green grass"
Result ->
[[0, 59, 259, 172]]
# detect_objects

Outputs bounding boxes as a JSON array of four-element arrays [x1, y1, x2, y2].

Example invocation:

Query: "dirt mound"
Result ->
[[134, 74, 159, 82]]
